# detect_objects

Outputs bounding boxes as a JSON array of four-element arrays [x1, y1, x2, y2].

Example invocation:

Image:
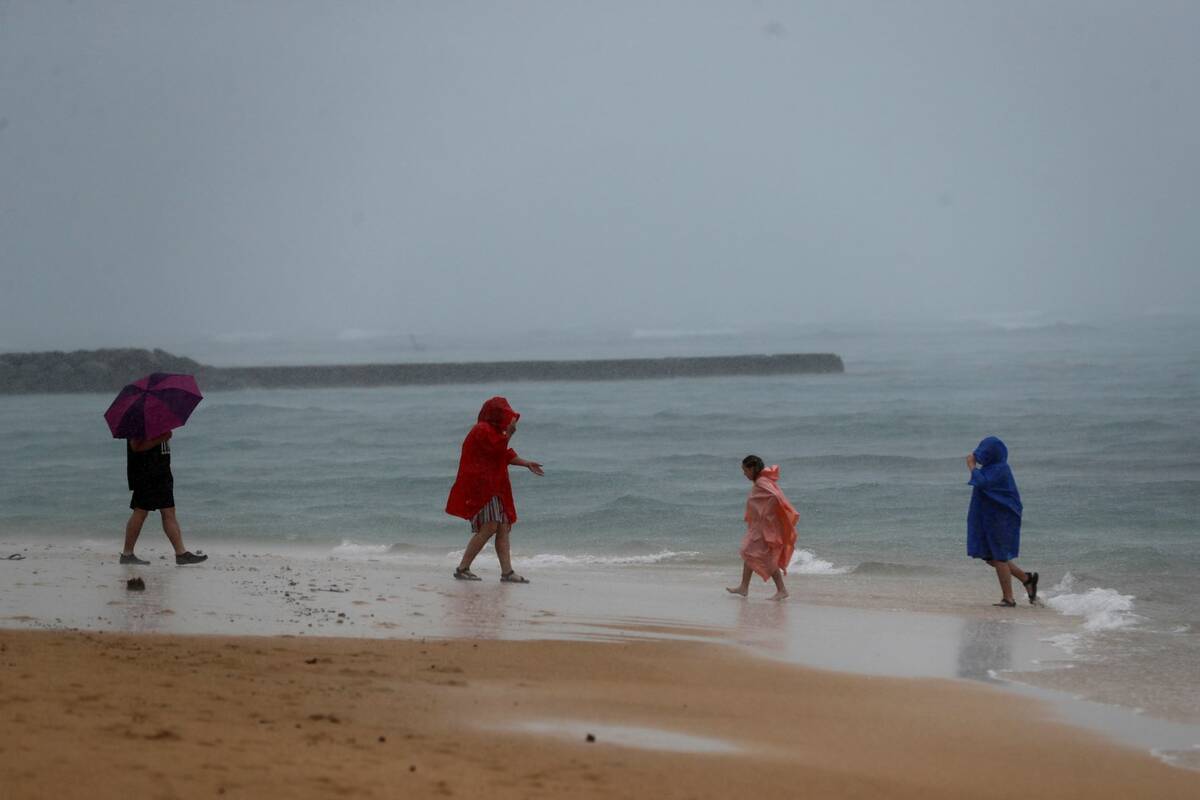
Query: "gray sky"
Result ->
[[2, 0, 1198, 353]]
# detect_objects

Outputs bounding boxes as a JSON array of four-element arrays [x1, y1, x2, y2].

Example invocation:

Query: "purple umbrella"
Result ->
[[104, 373, 203, 440]]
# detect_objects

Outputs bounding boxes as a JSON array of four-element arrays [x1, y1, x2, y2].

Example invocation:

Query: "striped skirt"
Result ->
[[470, 495, 510, 533]]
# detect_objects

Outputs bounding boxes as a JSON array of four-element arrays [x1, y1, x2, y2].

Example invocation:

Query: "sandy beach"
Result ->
[[1, 542, 1199, 798], [1, 629, 1197, 799]]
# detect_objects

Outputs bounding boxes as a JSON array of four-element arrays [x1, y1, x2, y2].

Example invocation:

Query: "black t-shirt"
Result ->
[[127, 440, 173, 491]]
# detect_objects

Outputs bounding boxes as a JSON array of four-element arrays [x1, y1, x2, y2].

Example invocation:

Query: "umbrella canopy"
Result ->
[[104, 373, 203, 440]]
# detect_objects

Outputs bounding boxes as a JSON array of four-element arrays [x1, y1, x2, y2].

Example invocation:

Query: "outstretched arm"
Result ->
[[509, 454, 544, 476]]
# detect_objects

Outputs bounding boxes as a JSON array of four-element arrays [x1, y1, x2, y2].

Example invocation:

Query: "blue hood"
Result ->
[[968, 436, 1023, 517]]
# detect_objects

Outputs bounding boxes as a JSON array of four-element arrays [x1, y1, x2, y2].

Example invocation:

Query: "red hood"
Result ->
[[477, 396, 519, 430]]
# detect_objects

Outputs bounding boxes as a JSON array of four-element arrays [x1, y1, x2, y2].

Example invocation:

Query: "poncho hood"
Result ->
[[968, 436, 1022, 517], [974, 436, 1008, 468], [478, 396, 519, 430]]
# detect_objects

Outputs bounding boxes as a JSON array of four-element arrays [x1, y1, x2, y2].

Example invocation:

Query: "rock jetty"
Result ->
[[0, 349, 844, 394], [0, 349, 205, 394]]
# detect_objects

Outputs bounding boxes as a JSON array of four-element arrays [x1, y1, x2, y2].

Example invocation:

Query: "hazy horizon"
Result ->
[[3, 1, 1198, 355]]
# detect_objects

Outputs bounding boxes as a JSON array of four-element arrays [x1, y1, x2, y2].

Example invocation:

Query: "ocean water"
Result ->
[[1, 316, 1197, 722]]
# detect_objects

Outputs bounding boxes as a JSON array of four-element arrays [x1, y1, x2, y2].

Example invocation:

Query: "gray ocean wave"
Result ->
[[848, 561, 932, 576]]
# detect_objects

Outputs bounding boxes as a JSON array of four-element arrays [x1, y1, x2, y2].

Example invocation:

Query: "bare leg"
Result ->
[[726, 563, 753, 596], [769, 569, 789, 601], [159, 507, 186, 555], [991, 560, 1015, 603], [122, 509, 149, 554], [1003, 560, 1039, 601], [458, 521, 498, 571], [493, 523, 517, 576]]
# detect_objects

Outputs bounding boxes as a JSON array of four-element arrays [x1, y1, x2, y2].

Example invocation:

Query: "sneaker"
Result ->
[[175, 551, 208, 565], [119, 552, 150, 565]]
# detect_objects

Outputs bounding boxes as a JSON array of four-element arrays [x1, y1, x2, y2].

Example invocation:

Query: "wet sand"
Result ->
[[4, 539, 1200, 766], [2, 628, 1198, 799], [3, 539, 1200, 791]]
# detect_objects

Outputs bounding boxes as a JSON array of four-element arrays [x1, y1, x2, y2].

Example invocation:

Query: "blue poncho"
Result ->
[[966, 436, 1023, 562]]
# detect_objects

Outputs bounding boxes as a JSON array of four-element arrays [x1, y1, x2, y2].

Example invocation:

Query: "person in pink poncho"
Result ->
[[726, 455, 799, 601]]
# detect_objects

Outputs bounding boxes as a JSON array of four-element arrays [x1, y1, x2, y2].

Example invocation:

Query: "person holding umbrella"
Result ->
[[105, 373, 207, 566]]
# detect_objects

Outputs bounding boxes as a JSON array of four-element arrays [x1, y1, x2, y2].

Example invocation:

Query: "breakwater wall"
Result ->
[[202, 353, 844, 390], [0, 349, 844, 394]]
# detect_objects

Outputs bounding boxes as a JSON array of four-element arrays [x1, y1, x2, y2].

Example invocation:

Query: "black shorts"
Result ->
[[130, 486, 175, 511]]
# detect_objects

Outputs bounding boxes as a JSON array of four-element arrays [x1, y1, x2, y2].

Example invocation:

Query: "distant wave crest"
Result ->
[[631, 328, 739, 340], [850, 561, 927, 576], [518, 550, 704, 567], [331, 540, 421, 557]]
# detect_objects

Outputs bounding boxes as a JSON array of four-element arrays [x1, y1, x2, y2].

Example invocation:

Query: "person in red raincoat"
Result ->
[[726, 454, 799, 601], [446, 397, 543, 583]]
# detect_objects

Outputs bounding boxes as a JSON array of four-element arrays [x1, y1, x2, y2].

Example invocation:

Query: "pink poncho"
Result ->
[[739, 465, 800, 581]]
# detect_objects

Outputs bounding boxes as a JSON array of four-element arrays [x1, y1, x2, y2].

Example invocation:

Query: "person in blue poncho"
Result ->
[[966, 436, 1038, 607]]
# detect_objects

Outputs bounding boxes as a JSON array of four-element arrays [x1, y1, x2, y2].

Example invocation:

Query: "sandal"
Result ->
[[993, 598, 1017, 607], [453, 567, 481, 581], [1023, 571, 1040, 604], [500, 571, 529, 584]]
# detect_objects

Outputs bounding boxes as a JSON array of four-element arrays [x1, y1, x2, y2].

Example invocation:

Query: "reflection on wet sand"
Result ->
[[732, 594, 791, 655], [443, 581, 509, 639], [955, 619, 1016, 682], [112, 564, 179, 633]]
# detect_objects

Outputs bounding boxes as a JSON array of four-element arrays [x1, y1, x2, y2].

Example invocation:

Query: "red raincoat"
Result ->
[[445, 397, 521, 523]]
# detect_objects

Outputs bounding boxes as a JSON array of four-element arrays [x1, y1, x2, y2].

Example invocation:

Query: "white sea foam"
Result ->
[[787, 548, 852, 575], [1048, 573, 1078, 593], [518, 550, 703, 568], [329, 541, 420, 558], [1043, 573, 1140, 632], [1042, 632, 1087, 657], [442, 547, 703, 569]]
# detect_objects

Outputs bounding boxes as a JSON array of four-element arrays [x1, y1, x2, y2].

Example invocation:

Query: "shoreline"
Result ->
[[2, 629, 1198, 799], [2, 537, 1199, 771]]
